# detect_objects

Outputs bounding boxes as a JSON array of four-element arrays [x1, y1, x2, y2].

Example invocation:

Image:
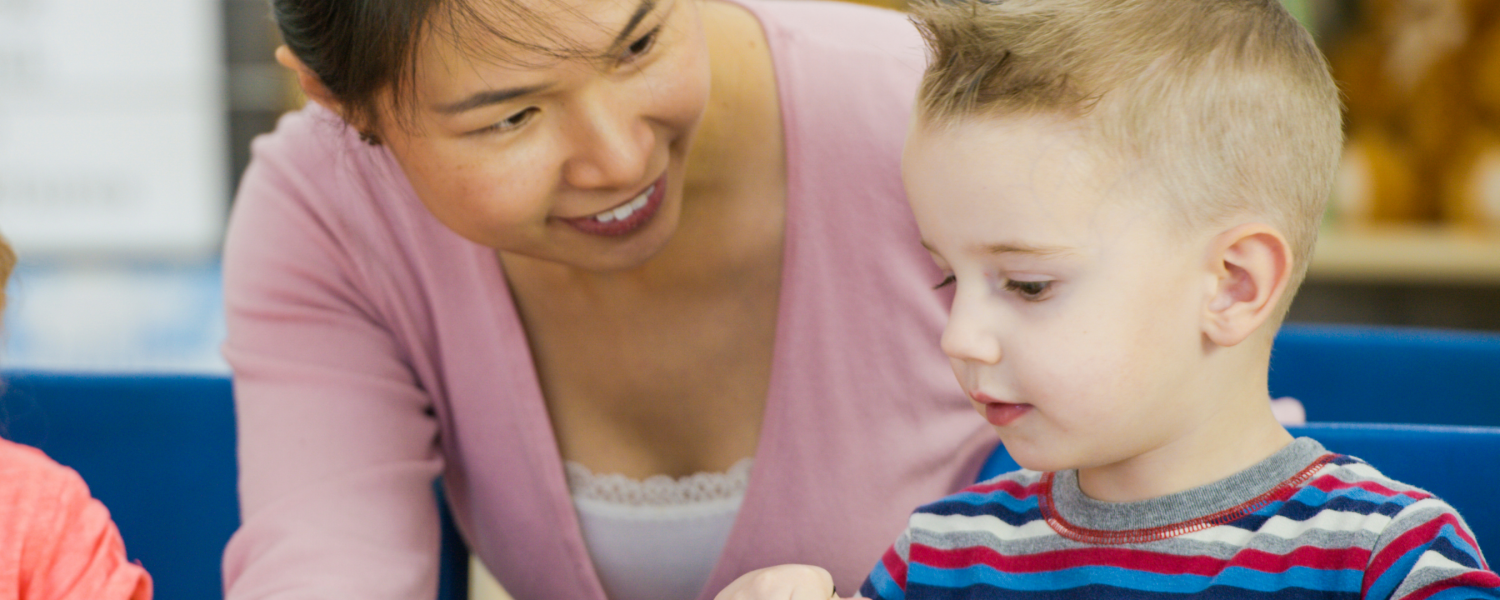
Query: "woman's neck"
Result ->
[[683, 0, 782, 202]]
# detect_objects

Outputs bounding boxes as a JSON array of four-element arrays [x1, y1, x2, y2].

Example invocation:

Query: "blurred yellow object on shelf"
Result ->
[[1331, 0, 1500, 229], [1443, 126, 1500, 229], [1336, 127, 1423, 224]]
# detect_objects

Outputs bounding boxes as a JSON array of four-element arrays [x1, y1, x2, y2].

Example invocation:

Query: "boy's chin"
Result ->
[[997, 439, 1081, 474]]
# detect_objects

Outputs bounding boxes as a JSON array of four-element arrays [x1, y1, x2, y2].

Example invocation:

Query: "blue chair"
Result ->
[[0, 370, 469, 600], [0, 371, 239, 600], [976, 423, 1500, 558], [1269, 324, 1500, 426], [975, 440, 1020, 483]]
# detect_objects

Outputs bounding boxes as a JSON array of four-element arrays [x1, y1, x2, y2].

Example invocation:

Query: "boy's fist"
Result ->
[[715, 564, 851, 600]]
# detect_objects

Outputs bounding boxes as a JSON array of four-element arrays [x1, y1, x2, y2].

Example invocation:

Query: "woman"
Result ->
[[221, 0, 992, 597]]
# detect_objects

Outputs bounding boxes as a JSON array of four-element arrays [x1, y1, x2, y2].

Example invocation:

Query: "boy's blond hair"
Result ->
[[0, 236, 12, 312], [911, 0, 1342, 311]]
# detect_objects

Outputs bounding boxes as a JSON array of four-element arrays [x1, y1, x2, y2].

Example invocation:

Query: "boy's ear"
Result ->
[[276, 46, 342, 113], [1201, 223, 1292, 347]]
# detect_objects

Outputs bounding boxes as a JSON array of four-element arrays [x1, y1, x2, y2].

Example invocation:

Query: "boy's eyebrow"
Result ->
[[978, 242, 1075, 257], [919, 240, 1075, 257], [431, 0, 658, 115]]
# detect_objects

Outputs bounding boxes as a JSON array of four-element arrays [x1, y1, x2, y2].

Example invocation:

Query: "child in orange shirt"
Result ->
[[0, 237, 152, 600]]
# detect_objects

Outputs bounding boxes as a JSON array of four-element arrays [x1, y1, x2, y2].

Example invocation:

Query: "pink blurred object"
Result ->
[[1272, 397, 1307, 425]]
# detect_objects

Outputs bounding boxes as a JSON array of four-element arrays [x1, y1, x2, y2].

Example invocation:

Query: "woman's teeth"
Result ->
[[593, 185, 655, 223]]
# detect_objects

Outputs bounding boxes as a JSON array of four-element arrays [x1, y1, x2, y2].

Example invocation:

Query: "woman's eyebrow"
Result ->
[[432, 0, 661, 116], [435, 85, 548, 115], [607, 0, 659, 54]]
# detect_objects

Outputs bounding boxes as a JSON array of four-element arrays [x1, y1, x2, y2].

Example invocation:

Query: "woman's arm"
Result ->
[[221, 111, 445, 600]]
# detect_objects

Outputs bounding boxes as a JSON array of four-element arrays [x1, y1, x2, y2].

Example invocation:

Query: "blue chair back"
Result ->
[[976, 441, 1020, 483], [436, 485, 470, 600], [0, 371, 239, 600], [1269, 324, 1500, 426], [976, 423, 1500, 558], [0, 370, 470, 600]]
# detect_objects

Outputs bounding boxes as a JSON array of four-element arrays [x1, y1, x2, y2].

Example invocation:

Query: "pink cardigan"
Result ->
[[220, 1, 995, 598]]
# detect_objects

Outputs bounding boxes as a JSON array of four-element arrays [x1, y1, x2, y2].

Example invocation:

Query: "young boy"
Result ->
[[715, 0, 1500, 598]]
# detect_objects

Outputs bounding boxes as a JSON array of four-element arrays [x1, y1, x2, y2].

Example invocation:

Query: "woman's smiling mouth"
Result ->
[[562, 174, 668, 237]]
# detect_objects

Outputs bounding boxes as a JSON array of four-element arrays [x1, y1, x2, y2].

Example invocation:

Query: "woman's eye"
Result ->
[[932, 274, 956, 290], [476, 107, 538, 134], [623, 27, 660, 61], [1004, 279, 1052, 300]]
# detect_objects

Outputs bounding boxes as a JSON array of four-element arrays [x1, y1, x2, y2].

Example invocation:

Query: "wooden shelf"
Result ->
[[1309, 225, 1500, 285]]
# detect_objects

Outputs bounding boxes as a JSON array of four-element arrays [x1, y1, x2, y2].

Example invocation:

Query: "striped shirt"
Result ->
[[860, 438, 1500, 599]]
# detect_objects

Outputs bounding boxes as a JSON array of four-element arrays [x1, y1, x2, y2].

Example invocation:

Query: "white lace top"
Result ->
[[565, 458, 753, 600]]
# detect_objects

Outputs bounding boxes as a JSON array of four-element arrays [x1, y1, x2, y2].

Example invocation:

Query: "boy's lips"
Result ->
[[984, 403, 1032, 427], [972, 391, 1032, 427], [562, 173, 667, 237]]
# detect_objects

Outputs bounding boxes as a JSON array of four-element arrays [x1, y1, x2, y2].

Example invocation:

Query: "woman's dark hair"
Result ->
[[273, 0, 437, 144], [273, 0, 604, 144]]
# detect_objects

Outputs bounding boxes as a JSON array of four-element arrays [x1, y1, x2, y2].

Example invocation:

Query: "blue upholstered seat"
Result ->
[[1269, 324, 1500, 426], [0, 370, 469, 600]]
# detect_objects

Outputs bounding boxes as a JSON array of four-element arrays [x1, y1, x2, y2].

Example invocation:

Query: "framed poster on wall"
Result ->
[[0, 0, 225, 258]]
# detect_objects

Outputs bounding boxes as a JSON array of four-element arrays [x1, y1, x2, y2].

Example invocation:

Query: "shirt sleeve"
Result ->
[[1364, 498, 1500, 600], [220, 115, 445, 600], [8, 448, 152, 600], [859, 528, 912, 600]]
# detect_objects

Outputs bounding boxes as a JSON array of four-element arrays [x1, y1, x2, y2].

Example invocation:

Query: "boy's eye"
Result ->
[[1004, 279, 1052, 300], [622, 27, 660, 61], [932, 274, 956, 290], [475, 107, 538, 135]]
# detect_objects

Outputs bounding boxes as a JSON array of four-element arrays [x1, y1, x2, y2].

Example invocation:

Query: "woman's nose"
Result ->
[[561, 93, 651, 190], [940, 291, 1003, 365]]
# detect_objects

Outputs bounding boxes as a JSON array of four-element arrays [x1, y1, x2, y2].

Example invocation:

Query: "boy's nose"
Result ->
[[941, 294, 1002, 365]]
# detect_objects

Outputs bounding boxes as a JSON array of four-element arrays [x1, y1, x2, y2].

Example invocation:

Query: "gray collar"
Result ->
[[1049, 437, 1328, 532]]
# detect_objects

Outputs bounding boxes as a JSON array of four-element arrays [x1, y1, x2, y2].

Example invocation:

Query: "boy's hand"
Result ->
[[715, 564, 855, 599]]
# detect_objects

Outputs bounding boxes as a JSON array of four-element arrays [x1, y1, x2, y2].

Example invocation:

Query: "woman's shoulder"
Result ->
[[240, 102, 383, 199], [745, 0, 925, 87], [739, 0, 922, 57], [736, 0, 924, 149], [227, 101, 449, 285], [251, 101, 359, 157], [234, 102, 365, 224]]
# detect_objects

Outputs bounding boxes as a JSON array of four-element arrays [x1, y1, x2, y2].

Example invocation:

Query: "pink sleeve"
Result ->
[[0, 442, 152, 600], [220, 112, 445, 599]]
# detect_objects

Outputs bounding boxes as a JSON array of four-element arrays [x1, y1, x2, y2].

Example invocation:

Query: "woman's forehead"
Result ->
[[423, 0, 661, 67]]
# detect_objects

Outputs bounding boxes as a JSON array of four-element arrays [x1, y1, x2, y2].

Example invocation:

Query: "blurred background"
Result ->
[[3, 0, 1500, 374]]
